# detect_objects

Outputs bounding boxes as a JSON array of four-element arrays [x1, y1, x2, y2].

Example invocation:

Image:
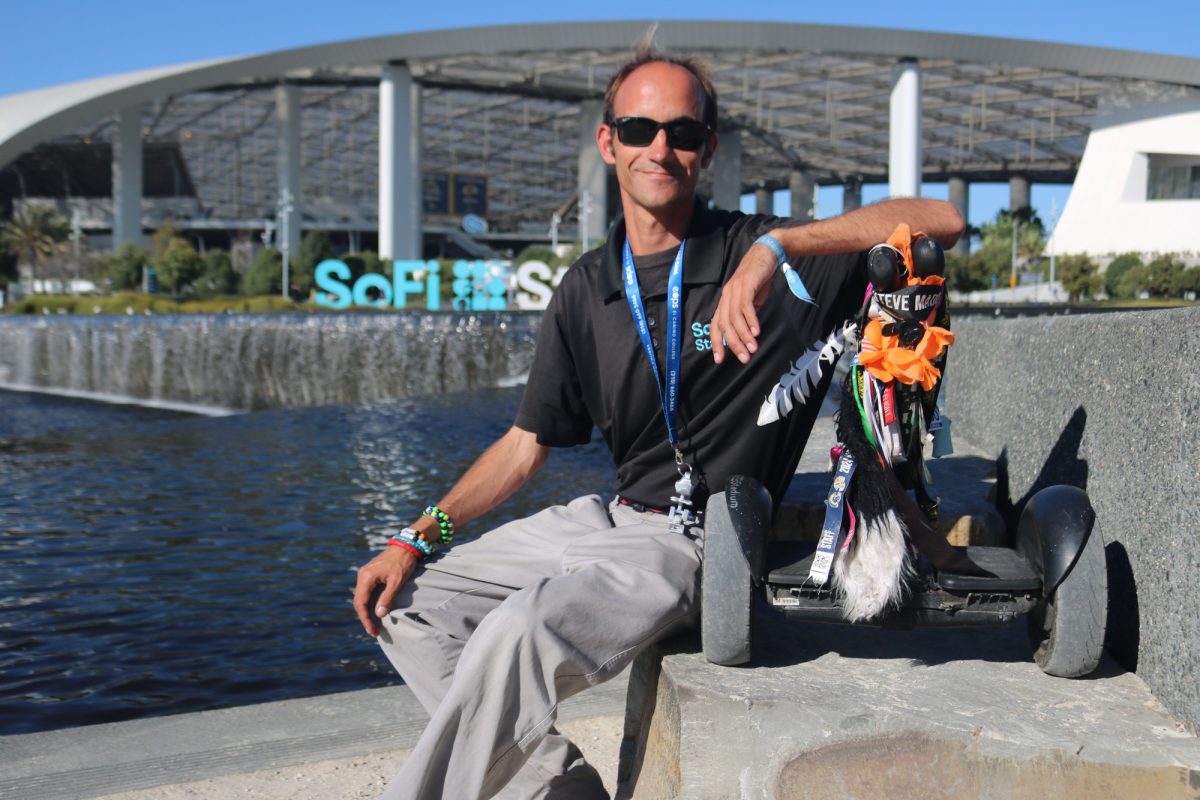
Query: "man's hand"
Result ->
[[353, 546, 420, 637], [710, 242, 776, 365]]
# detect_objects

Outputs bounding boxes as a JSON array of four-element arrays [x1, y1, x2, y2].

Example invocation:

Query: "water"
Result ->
[[0, 388, 615, 735], [0, 312, 541, 411]]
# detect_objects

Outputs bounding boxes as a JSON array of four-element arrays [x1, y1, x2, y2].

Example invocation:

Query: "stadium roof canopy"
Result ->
[[1, 20, 1198, 238]]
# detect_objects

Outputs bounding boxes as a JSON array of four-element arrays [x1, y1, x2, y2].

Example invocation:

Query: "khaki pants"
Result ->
[[376, 494, 703, 800]]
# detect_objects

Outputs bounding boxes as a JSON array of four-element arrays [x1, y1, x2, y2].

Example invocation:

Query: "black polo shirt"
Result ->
[[515, 203, 866, 511]]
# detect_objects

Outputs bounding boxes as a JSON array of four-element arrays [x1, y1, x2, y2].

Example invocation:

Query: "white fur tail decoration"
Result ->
[[833, 510, 914, 622], [757, 324, 852, 426]]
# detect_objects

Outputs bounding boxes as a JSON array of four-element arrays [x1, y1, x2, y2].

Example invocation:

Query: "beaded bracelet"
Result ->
[[423, 505, 455, 545], [388, 527, 433, 558], [387, 538, 426, 560]]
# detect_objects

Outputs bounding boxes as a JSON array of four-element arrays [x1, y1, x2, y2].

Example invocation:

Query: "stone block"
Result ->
[[619, 620, 1200, 799]]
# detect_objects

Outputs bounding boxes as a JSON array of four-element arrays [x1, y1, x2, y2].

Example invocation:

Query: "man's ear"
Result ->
[[700, 132, 718, 169], [597, 124, 616, 166]]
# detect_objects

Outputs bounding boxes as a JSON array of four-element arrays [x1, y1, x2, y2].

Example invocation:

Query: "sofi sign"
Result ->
[[314, 259, 567, 311]]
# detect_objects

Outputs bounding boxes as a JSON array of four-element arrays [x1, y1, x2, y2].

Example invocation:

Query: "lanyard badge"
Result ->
[[622, 239, 697, 533]]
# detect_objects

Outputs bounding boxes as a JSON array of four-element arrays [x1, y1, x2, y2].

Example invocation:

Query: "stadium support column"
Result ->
[[711, 129, 741, 211], [843, 177, 862, 213], [577, 100, 607, 249], [275, 84, 302, 279], [888, 59, 921, 198], [112, 107, 144, 250], [379, 63, 422, 260], [1009, 175, 1030, 217], [948, 175, 969, 255], [789, 170, 814, 221], [755, 187, 772, 214]]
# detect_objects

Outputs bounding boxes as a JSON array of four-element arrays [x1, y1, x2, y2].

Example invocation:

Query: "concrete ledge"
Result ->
[[620, 622, 1200, 799], [0, 677, 628, 800]]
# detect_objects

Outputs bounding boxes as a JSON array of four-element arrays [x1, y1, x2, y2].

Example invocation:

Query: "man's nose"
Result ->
[[647, 127, 673, 158]]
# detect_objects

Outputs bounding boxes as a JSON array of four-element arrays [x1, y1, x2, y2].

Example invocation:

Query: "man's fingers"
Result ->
[[711, 317, 727, 363], [353, 568, 381, 637], [375, 577, 402, 621]]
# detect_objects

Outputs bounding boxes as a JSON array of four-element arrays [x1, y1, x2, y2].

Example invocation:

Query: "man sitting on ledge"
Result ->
[[352, 36, 963, 800]]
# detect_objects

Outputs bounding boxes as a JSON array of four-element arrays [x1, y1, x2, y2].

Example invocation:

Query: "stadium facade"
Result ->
[[0, 20, 1197, 268]]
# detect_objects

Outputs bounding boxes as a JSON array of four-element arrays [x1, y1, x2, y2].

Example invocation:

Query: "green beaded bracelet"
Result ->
[[423, 505, 455, 544]]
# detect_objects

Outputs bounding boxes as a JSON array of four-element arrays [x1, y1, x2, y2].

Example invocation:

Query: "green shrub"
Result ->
[[158, 238, 204, 294], [195, 250, 239, 297], [1104, 253, 1142, 299], [242, 248, 283, 296]]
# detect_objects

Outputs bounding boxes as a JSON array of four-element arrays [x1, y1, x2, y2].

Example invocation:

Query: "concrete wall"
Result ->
[[945, 307, 1199, 731]]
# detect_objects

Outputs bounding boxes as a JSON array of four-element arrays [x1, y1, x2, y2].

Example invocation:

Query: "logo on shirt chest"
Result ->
[[690, 321, 712, 352]]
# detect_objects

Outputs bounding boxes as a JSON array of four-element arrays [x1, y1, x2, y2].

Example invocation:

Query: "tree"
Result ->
[[1143, 254, 1185, 298], [158, 238, 204, 294], [515, 245, 557, 266], [1172, 266, 1200, 298], [974, 210, 1047, 285], [944, 251, 991, 293], [0, 204, 69, 291], [104, 241, 147, 290], [293, 231, 333, 295], [195, 249, 239, 296], [1104, 253, 1142, 299], [150, 219, 181, 264], [242, 247, 283, 296], [0, 249, 17, 289], [1117, 265, 1148, 299], [1057, 254, 1102, 303]]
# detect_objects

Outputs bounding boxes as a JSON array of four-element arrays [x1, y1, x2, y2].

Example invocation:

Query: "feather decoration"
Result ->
[[757, 323, 854, 426]]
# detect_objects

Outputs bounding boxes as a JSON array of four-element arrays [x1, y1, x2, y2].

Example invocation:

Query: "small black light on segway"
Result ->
[[867, 244, 905, 292], [911, 236, 946, 279]]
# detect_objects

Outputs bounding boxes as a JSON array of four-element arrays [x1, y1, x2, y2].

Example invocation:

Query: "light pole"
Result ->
[[1010, 215, 1019, 291], [71, 208, 82, 295], [278, 189, 294, 299], [579, 190, 592, 252], [1047, 197, 1060, 302]]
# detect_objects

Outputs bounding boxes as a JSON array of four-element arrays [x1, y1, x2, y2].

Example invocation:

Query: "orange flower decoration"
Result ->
[[858, 318, 955, 392]]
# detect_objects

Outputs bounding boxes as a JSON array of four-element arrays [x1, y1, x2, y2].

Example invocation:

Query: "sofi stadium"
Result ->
[[1, 20, 1198, 275]]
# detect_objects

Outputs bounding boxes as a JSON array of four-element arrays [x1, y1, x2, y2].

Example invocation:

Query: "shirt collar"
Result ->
[[598, 201, 727, 302]]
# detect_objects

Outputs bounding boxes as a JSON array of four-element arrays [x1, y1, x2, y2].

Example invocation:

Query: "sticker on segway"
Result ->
[[873, 285, 943, 320], [809, 451, 857, 585], [772, 595, 800, 607]]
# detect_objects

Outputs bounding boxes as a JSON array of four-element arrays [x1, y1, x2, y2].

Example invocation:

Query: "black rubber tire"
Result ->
[[700, 495, 754, 666], [1029, 519, 1107, 678]]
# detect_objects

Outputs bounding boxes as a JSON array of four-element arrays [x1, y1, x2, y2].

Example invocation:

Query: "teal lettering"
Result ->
[[426, 261, 440, 311], [315, 259, 352, 309], [392, 260, 427, 309], [352, 273, 393, 308]]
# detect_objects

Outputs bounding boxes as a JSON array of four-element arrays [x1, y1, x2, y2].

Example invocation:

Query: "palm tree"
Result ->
[[0, 205, 69, 293]]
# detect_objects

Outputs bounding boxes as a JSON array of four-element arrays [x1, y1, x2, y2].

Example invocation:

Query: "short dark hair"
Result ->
[[602, 28, 718, 131]]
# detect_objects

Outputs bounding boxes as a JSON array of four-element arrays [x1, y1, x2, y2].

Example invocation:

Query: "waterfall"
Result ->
[[0, 312, 543, 412]]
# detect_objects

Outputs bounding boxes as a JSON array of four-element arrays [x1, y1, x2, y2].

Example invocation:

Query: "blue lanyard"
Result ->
[[622, 238, 685, 447]]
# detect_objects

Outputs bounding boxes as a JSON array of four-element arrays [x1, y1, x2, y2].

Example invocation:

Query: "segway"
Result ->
[[702, 227, 1107, 678]]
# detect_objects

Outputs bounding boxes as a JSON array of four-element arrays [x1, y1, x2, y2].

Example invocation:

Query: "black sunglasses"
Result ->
[[609, 116, 712, 151]]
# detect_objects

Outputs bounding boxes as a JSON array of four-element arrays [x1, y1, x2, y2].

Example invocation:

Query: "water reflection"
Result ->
[[0, 389, 614, 734]]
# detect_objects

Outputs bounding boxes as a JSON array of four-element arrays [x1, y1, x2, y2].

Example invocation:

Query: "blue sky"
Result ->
[[2, 0, 1197, 230]]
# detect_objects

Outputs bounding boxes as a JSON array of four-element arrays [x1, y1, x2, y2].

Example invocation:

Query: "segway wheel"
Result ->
[[701, 494, 754, 666], [1029, 518, 1107, 678]]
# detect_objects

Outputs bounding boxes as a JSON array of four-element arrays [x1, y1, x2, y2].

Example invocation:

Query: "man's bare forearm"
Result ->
[[409, 425, 549, 537], [772, 198, 965, 256]]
